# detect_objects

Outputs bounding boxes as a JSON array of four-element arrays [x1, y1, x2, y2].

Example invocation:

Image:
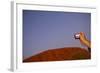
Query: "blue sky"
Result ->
[[23, 10, 91, 59]]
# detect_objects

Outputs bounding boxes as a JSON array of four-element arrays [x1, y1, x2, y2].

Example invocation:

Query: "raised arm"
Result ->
[[74, 32, 91, 52]]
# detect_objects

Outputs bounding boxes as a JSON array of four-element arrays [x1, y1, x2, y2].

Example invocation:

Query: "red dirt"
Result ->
[[23, 47, 91, 62]]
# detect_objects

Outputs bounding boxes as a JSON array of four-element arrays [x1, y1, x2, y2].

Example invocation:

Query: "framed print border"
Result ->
[[11, 1, 97, 72]]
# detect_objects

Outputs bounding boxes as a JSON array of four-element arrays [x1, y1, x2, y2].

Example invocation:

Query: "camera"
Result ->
[[74, 33, 80, 39]]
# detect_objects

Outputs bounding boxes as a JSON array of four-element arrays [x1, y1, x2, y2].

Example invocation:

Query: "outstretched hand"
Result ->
[[75, 32, 91, 49]]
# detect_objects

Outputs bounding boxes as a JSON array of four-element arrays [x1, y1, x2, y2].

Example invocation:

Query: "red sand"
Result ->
[[23, 47, 91, 62]]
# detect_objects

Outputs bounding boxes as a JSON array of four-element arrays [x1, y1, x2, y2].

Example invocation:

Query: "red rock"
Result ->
[[23, 47, 90, 63]]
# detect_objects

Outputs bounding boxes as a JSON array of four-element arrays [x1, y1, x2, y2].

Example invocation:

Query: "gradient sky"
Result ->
[[23, 10, 91, 59]]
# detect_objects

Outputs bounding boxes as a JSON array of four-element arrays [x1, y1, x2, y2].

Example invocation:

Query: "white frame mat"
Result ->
[[11, 1, 97, 72]]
